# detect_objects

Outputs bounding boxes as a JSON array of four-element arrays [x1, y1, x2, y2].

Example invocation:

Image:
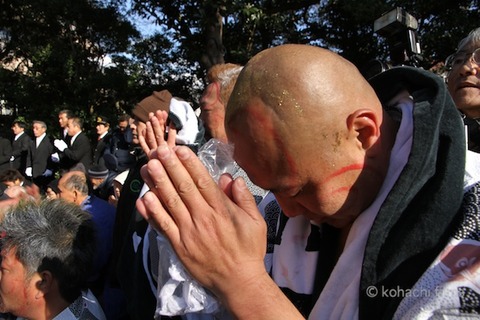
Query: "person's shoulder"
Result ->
[[20, 133, 32, 140], [52, 289, 106, 320], [91, 195, 116, 212]]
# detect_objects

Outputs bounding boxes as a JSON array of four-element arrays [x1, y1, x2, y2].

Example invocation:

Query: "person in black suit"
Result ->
[[92, 115, 111, 167], [0, 135, 12, 174], [10, 120, 32, 177], [25, 120, 54, 192], [52, 116, 92, 172]]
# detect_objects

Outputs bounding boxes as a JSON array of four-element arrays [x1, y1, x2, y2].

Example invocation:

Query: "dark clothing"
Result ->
[[81, 195, 116, 298], [103, 127, 136, 173], [0, 137, 11, 173], [26, 135, 54, 191], [112, 152, 158, 320], [267, 67, 466, 319], [93, 132, 112, 168], [463, 116, 480, 153], [59, 132, 92, 172], [11, 132, 31, 175], [92, 171, 117, 201], [358, 67, 465, 318]]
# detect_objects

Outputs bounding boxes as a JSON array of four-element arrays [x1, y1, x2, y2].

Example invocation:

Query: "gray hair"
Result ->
[[63, 171, 89, 196], [0, 199, 95, 302], [32, 120, 47, 130], [457, 27, 480, 51], [216, 65, 243, 89]]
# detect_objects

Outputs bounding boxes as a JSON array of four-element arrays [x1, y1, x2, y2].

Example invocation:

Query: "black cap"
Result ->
[[96, 115, 109, 125], [88, 164, 109, 179]]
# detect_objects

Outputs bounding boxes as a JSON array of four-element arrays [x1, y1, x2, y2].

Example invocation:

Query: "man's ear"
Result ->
[[35, 270, 53, 299], [346, 109, 380, 151]]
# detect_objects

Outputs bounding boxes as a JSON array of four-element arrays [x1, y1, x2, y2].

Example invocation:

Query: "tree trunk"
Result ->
[[200, 2, 225, 70]]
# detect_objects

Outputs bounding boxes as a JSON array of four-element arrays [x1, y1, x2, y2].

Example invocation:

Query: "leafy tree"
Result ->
[[1, 0, 479, 137], [0, 0, 140, 137], [126, 0, 479, 75]]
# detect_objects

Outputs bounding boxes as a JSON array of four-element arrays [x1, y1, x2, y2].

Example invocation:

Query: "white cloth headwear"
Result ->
[[168, 98, 200, 146]]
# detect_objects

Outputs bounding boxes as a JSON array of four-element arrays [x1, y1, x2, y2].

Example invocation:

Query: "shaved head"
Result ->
[[225, 44, 396, 227], [226, 44, 382, 130]]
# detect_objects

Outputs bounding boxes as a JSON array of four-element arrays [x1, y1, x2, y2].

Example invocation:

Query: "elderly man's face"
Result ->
[[447, 42, 480, 118], [32, 123, 46, 138], [57, 178, 76, 204], [90, 177, 105, 189], [0, 248, 39, 317]]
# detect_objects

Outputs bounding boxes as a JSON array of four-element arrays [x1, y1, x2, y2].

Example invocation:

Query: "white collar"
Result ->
[[70, 131, 81, 145], [36, 132, 46, 141], [14, 131, 24, 140]]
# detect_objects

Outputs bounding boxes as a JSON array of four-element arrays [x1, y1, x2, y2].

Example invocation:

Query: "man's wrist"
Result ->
[[218, 270, 304, 320]]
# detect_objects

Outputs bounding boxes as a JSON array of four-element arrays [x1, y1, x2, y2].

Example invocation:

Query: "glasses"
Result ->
[[446, 48, 480, 70]]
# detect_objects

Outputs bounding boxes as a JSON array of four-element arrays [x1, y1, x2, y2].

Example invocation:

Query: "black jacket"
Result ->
[[59, 132, 92, 171], [0, 137, 12, 173], [359, 66, 466, 318], [27, 135, 54, 178], [11, 132, 32, 174]]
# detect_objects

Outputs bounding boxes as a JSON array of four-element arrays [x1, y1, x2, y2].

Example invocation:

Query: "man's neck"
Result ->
[[43, 290, 73, 320]]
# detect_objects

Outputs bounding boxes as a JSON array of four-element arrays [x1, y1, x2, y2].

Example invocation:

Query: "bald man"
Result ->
[[137, 45, 477, 319]]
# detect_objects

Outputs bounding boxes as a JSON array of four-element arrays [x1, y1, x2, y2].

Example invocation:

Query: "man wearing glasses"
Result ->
[[446, 27, 480, 152]]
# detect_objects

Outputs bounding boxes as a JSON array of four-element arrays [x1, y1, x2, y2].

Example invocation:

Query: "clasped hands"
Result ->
[[136, 110, 268, 306]]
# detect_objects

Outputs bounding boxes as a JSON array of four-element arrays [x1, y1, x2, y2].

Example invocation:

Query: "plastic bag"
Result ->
[[197, 139, 237, 182], [154, 139, 236, 319]]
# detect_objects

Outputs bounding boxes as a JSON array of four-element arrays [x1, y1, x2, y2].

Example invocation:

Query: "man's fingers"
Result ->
[[174, 146, 231, 212], [167, 125, 177, 148], [136, 192, 180, 243], [139, 124, 152, 157], [231, 177, 263, 221], [141, 157, 193, 227], [145, 120, 159, 152]]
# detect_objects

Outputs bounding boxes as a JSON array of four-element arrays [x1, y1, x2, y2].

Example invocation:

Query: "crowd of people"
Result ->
[[0, 26, 479, 320]]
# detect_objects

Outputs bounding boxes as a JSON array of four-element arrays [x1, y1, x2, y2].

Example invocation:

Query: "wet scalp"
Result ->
[[227, 44, 381, 129]]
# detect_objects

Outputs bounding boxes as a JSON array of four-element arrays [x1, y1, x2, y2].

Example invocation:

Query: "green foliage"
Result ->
[[127, 0, 479, 70], [0, 0, 141, 134], [1, 0, 479, 136]]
